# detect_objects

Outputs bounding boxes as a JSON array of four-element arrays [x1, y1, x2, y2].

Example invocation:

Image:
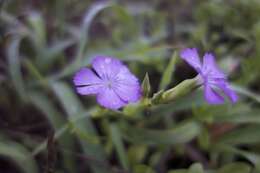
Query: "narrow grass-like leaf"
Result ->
[[216, 162, 251, 173], [188, 163, 204, 173], [122, 121, 201, 145], [215, 110, 260, 124], [232, 84, 260, 103], [109, 123, 129, 169], [51, 81, 111, 173], [27, 12, 46, 48], [0, 139, 38, 173], [168, 170, 187, 173], [159, 51, 178, 90], [217, 125, 260, 145], [59, 2, 113, 79], [7, 37, 27, 100], [29, 92, 76, 172], [214, 145, 260, 170]]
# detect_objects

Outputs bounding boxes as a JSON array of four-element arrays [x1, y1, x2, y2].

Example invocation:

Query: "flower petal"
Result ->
[[92, 56, 123, 79], [114, 83, 141, 103], [73, 67, 102, 86], [76, 85, 103, 95], [215, 80, 238, 103], [202, 53, 226, 79], [113, 66, 141, 102], [97, 87, 126, 110], [180, 48, 202, 72], [204, 83, 225, 104]]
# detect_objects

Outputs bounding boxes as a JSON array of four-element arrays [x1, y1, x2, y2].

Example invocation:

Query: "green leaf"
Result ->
[[133, 164, 156, 173], [0, 139, 38, 173], [58, 2, 114, 79], [127, 145, 147, 166], [217, 125, 260, 145], [29, 92, 76, 172], [232, 84, 260, 103], [188, 163, 204, 173], [109, 123, 129, 169], [151, 90, 204, 116], [27, 12, 46, 48], [51, 81, 111, 173], [168, 170, 187, 173], [216, 145, 260, 171], [7, 37, 27, 101], [122, 121, 201, 145], [217, 162, 251, 173], [215, 110, 260, 124], [44, 38, 76, 66], [159, 51, 178, 90]]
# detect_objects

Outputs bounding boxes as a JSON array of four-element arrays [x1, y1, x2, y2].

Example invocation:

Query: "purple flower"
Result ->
[[180, 48, 238, 104], [73, 56, 141, 110]]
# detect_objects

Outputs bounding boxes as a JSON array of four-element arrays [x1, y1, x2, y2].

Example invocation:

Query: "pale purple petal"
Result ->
[[215, 80, 238, 103], [76, 85, 103, 95], [73, 68, 102, 86], [92, 56, 123, 79], [202, 53, 226, 79], [116, 66, 139, 85], [180, 48, 202, 72], [113, 66, 141, 102], [97, 87, 126, 110], [204, 83, 225, 104], [114, 84, 141, 103], [73, 68, 103, 95]]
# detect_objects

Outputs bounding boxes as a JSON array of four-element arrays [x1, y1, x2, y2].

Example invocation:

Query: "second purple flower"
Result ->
[[180, 48, 238, 104]]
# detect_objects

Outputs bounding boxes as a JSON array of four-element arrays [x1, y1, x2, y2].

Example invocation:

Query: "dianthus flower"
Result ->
[[73, 56, 141, 110], [180, 48, 238, 104]]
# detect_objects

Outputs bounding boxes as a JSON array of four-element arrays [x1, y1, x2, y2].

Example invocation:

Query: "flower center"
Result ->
[[105, 80, 113, 89]]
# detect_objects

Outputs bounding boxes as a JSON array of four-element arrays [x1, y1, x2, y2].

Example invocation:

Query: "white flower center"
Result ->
[[105, 80, 113, 88]]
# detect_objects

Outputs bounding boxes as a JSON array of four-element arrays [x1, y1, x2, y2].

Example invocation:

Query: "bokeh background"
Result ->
[[1, 0, 260, 173]]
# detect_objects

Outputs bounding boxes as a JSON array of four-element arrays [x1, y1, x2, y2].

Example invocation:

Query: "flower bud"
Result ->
[[157, 76, 200, 104], [141, 73, 151, 98]]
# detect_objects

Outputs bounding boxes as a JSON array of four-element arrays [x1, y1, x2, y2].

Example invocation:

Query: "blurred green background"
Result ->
[[1, 0, 260, 173]]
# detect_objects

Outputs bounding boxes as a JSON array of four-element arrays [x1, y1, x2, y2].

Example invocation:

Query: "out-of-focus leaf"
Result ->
[[109, 123, 129, 169], [59, 2, 114, 79], [122, 121, 201, 145], [232, 84, 260, 103], [29, 92, 76, 172], [216, 145, 260, 171], [168, 170, 187, 173], [51, 82, 111, 173], [27, 12, 46, 48], [151, 90, 204, 117], [0, 139, 38, 173], [217, 125, 260, 145], [44, 38, 76, 66], [133, 164, 156, 173], [7, 37, 27, 101], [188, 163, 204, 173], [216, 162, 251, 173], [215, 110, 260, 124], [198, 127, 210, 150], [159, 51, 178, 90], [127, 145, 147, 166]]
